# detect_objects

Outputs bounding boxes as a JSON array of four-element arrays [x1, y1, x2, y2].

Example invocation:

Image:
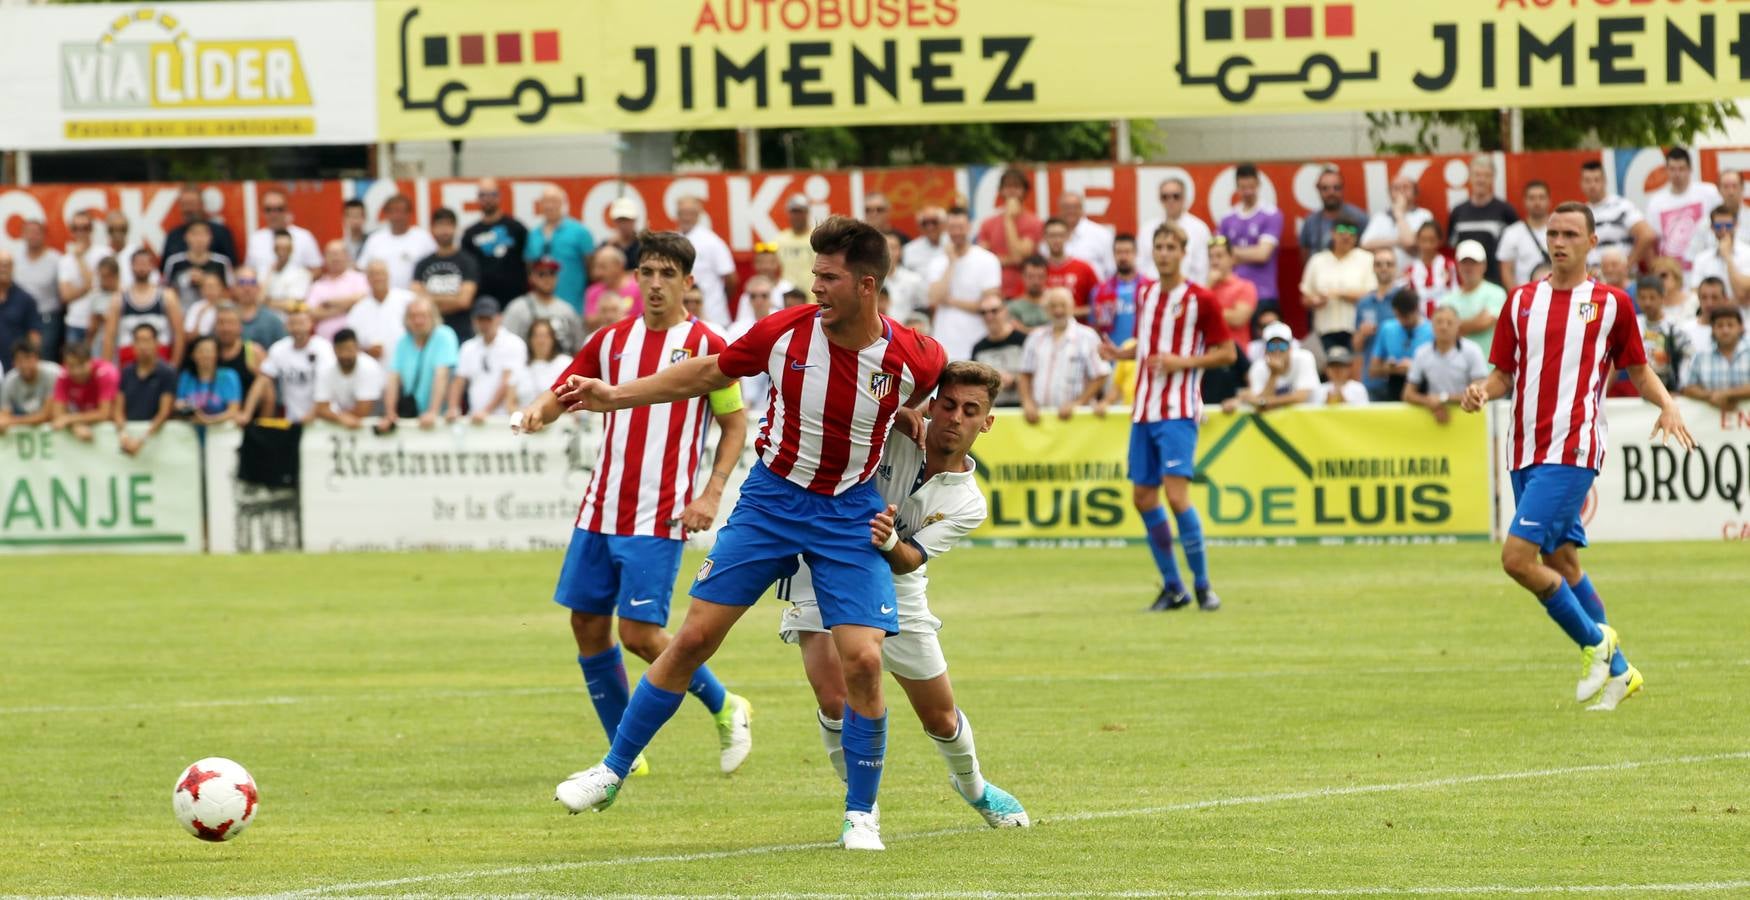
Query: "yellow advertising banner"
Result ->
[[970, 406, 1491, 546], [375, 0, 1750, 140]]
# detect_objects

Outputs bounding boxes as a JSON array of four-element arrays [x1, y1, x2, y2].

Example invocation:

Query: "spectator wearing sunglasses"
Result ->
[[1299, 166, 1369, 256], [230, 266, 286, 349], [1297, 214, 1376, 353], [245, 189, 322, 277], [1689, 204, 1750, 302], [1138, 178, 1211, 284], [902, 205, 948, 277], [861, 192, 908, 243]]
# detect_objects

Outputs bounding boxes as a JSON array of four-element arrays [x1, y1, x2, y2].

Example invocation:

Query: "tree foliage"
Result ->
[[675, 120, 1158, 169], [1367, 102, 1741, 155]]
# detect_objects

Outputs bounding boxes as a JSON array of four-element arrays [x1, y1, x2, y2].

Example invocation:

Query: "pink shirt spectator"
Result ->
[[306, 269, 370, 341], [1209, 274, 1259, 342], [584, 278, 644, 320], [54, 359, 120, 412], [978, 211, 1044, 299]]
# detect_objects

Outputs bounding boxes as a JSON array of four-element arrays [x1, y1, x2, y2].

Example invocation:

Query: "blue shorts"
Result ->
[[1508, 464, 1593, 554], [1129, 419, 1199, 485], [691, 462, 898, 634], [552, 530, 685, 626]]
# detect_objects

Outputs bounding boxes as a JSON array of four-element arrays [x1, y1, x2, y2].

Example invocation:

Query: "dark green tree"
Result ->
[[1367, 102, 1741, 154]]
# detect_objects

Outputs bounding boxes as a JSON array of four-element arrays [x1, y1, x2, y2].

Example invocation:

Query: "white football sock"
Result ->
[[931, 709, 986, 802], [818, 710, 847, 783]]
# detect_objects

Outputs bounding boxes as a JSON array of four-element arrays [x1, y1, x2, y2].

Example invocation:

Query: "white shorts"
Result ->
[[778, 602, 948, 682]]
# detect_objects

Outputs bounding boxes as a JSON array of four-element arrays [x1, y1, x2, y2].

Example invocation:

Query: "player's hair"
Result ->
[[132, 321, 158, 339], [1021, 254, 1048, 270], [937, 360, 1004, 407], [1113, 232, 1137, 248], [1390, 287, 1421, 316], [1524, 180, 1549, 196], [809, 215, 889, 288], [1044, 217, 1067, 230], [1667, 146, 1693, 165], [62, 341, 92, 364], [332, 328, 359, 347], [11, 338, 36, 359], [1581, 159, 1605, 173], [1235, 163, 1259, 181], [431, 207, 457, 226], [343, 198, 365, 212], [1551, 201, 1596, 234], [998, 168, 1029, 195], [1636, 275, 1664, 296], [1153, 222, 1189, 248], [1712, 204, 1739, 221], [637, 230, 696, 275], [1699, 275, 1729, 296]]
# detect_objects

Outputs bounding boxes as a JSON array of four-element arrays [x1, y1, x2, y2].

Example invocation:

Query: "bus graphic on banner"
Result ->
[[1176, 0, 1379, 103], [393, 6, 584, 128]]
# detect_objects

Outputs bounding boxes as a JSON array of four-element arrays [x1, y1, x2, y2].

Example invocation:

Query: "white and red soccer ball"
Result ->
[[172, 758, 258, 842]]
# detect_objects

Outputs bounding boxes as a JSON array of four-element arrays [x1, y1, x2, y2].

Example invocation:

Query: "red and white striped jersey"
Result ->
[[1131, 280, 1230, 423], [555, 316, 728, 539], [718, 304, 946, 496], [1492, 279, 1646, 471], [1405, 254, 1456, 314]]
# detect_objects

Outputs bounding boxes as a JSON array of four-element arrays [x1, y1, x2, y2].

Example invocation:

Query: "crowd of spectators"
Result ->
[[6, 149, 1750, 451]]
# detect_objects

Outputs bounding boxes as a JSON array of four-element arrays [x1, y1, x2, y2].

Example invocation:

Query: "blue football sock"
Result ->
[[841, 708, 888, 814], [1608, 648, 1629, 677], [1541, 581, 1605, 649], [1141, 506, 1184, 591], [577, 647, 630, 744], [603, 677, 685, 779], [688, 664, 728, 715], [1175, 507, 1210, 590], [1571, 574, 1608, 625]]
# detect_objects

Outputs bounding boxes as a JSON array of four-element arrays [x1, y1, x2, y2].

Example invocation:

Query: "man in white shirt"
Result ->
[[245, 305, 335, 424], [880, 232, 926, 323], [13, 220, 63, 358], [1644, 147, 1723, 283], [1361, 174, 1434, 270], [357, 194, 437, 290], [1018, 287, 1110, 422], [674, 195, 738, 328], [902, 205, 948, 276], [1720, 170, 1750, 254], [245, 189, 323, 276], [346, 261, 412, 360], [1237, 322, 1320, 411], [1581, 159, 1657, 269], [447, 297, 527, 424], [1690, 205, 1750, 301], [1496, 180, 1552, 289], [1058, 191, 1116, 280], [1138, 178, 1212, 283], [56, 212, 100, 345], [313, 328, 385, 428], [926, 208, 1004, 361]]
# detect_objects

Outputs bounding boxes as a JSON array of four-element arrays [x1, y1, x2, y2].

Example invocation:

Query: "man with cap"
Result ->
[[1236, 321, 1319, 412], [525, 186, 595, 312], [504, 256, 585, 354], [1438, 240, 1505, 357], [604, 197, 642, 269], [775, 193, 818, 295], [1310, 345, 1370, 406], [447, 296, 528, 424]]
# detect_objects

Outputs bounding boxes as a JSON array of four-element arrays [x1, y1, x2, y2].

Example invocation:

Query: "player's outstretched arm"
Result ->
[[1460, 368, 1512, 413], [510, 391, 564, 435], [558, 354, 734, 413], [1625, 363, 1698, 451]]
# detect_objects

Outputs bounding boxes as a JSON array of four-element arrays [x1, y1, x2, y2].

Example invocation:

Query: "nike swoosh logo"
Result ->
[[1518, 519, 1541, 527], [789, 361, 815, 370], [628, 599, 656, 607], [611, 353, 626, 360], [879, 605, 894, 614], [1165, 459, 1184, 467]]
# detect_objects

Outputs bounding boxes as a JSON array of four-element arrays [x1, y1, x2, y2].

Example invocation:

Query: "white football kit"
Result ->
[[777, 433, 986, 680]]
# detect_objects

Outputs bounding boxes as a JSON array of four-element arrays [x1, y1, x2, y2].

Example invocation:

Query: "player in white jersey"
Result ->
[[777, 360, 1029, 828]]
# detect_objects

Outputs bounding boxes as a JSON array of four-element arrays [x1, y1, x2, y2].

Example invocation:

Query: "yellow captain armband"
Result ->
[[708, 382, 745, 416]]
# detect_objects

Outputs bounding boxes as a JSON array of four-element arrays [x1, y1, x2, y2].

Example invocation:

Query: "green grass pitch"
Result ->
[[5, 543, 1748, 898]]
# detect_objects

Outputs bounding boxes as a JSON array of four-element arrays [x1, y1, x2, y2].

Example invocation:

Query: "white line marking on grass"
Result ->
[[230, 749, 1750, 899]]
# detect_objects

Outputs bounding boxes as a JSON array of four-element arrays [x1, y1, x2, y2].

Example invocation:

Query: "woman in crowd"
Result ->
[[1650, 256, 1694, 320], [517, 319, 573, 409], [175, 334, 242, 427], [1404, 221, 1455, 314], [307, 240, 369, 341]]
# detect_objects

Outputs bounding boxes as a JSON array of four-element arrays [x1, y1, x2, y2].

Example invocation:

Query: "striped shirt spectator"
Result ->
[[1019, 288, 1111, 421]]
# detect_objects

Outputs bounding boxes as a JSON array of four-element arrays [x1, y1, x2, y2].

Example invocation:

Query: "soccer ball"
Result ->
[[172, 757, 259, 842]]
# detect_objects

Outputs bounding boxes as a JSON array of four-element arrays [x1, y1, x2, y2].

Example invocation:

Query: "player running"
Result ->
[[1461, 201, 1695, 711], [1103, 224, 1235, 612], [552, 217, 946, 851], [513, 231, 754, 775], [778, 360, 1029, 830]]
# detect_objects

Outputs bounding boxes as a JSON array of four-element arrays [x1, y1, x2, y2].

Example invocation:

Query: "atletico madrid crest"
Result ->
[[868, 372, 895, 400], [1576, 302, 1599, 324], [670, 347, 694, 363]]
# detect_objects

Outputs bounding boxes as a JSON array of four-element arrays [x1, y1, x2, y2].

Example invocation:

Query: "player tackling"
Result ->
[[1105, 224, 1235, 611], [1461, 201, 1695, 711], [514, 231, 754, 775], [551, 217, 946, 851], [778, 360, 1029, 828]]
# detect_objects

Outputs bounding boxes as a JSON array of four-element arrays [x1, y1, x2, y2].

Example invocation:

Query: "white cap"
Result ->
[[1262, 322, 1294, 345], [609, 197, 638, 221], [1455, 239, 1487, 263]]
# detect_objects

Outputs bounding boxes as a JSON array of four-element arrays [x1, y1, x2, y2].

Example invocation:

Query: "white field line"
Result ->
[[199, 749, 1748, 899], [9, 659, 1745, 717]]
